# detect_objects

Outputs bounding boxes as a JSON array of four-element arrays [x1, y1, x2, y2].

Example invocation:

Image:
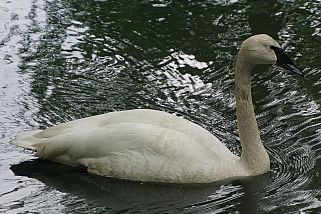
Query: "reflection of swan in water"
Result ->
[[10, 160, 270, 213], [10, 34, 303, 183]]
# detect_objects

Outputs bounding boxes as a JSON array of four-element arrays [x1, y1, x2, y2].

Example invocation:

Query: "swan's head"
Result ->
[[239, 34, 303, 76]]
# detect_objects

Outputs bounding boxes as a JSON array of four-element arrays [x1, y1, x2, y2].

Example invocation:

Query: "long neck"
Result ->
[[235, 53, 270, 174]]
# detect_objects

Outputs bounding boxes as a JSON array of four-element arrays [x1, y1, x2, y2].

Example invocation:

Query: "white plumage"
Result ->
[[10, 34, 302, 183]]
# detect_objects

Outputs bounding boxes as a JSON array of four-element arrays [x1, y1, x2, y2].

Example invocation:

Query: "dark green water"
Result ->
[[1, 0, 321, 213]]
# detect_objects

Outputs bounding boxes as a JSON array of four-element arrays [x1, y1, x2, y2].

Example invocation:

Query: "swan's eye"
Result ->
[[269, 45, 276, 50]]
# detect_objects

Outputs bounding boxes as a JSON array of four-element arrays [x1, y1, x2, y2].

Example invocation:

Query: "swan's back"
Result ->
[[11, 109, 238, 183]]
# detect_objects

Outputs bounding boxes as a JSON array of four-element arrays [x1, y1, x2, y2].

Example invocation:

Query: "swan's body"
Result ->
[[11, 34, 302, 183], [14, 109, 244, 183]]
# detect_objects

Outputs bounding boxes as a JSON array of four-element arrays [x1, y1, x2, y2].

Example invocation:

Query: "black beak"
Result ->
[[270, 46, 304, 76]]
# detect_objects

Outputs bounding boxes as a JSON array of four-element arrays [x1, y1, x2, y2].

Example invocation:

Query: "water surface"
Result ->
[[1, 0, 321, 213]]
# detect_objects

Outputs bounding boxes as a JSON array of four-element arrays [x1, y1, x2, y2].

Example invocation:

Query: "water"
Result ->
[[1, 0, 321, 213]]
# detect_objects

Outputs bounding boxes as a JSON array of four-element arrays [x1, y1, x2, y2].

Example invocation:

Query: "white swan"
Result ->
[[10, 34, 303, 183]]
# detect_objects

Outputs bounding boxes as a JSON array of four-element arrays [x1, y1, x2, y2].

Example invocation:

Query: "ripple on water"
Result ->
[[254, 65, 321, 211]]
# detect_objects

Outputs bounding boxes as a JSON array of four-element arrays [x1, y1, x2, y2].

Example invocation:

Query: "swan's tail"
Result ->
[[10, 130, 42, 150]]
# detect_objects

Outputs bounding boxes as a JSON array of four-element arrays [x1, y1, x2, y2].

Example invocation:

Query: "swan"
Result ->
[[10, 34, 303, 183]]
